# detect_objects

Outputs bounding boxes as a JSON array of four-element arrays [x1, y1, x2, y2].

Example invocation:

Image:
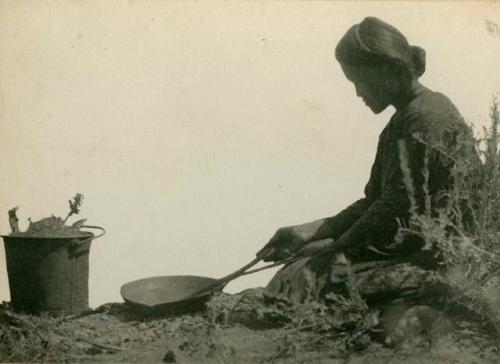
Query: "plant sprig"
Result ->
[[62, 193, 84, 226]]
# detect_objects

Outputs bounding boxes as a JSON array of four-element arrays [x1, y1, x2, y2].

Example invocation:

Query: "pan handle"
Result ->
[[235, 255, 301, 276], [189, 241, 337, 298], [207, 239, 338, 287], [216, 254, 264, 286], [188, 253, 270, 298]]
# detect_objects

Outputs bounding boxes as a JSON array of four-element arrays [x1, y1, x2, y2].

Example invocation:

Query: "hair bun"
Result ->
[[411, 45, 426, 77]]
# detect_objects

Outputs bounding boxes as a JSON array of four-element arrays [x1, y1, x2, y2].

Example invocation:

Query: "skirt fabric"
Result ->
[[265, 248, 440, 305]]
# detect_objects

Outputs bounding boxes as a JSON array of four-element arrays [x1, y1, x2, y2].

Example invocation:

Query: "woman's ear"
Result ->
[[378, 62, 411, 96]]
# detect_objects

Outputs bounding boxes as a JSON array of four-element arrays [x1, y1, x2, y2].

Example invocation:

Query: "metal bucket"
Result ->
[[1, 225, 105, 314]]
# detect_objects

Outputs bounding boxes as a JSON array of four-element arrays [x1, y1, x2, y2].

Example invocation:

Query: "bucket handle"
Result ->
[[71, 225, 106, 247]]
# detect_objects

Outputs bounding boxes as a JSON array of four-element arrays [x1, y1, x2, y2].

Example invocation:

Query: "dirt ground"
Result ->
[[1, 292, 500, 364]]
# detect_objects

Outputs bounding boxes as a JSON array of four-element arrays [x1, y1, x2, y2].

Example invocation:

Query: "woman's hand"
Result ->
[[297, 238, 334, 257], [258, 225, 309, 262], [257, 219, 329, 262]]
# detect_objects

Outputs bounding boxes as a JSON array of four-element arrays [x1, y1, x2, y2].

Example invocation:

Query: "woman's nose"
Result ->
[[355, 84, 363, 97]]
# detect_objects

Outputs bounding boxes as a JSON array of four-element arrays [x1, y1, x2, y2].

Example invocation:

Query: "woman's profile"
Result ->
[[259, 17, 476, 303]]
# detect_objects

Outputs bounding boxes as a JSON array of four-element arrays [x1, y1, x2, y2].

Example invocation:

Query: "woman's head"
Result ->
[[335, 17, 426, 113]]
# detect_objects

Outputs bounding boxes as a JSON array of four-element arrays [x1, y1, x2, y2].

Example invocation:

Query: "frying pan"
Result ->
[[120, 275, 222, 316], [120, 239, 334, 315]]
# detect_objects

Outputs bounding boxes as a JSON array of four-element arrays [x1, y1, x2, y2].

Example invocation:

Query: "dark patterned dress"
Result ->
[[266, 84, 476, 303]]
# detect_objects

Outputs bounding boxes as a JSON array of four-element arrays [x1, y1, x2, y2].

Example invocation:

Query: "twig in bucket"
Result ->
[[62, 193, 84, 226], [8, 206, 19, 233]]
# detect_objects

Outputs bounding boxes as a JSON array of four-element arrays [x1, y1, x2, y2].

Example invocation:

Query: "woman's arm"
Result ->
[[261, 197, 373, 261], [261, 146, 381, 261], [330, 181, 410, 257], [306, 197, 373, 242]]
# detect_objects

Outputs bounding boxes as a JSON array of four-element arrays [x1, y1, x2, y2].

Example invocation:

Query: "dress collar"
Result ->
[[394, 82, 429, 112]]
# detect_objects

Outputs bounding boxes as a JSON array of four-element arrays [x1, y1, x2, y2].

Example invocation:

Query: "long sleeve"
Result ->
[[317, 197, 373, 240], [315, 141, 383, 240], [332, 161, 411, 255]]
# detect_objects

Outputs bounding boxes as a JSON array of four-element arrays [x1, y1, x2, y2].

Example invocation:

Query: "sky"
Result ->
[[1, 1, 500, 308]]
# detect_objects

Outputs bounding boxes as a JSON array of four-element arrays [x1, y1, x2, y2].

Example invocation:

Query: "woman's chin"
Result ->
[[366, 103, 387, 114]]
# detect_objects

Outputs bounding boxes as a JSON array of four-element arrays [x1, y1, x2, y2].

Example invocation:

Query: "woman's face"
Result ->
[[341, 63, 402, 114]]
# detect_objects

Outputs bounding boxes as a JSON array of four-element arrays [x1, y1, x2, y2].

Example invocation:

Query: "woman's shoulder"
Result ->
[[400, 86, 467, 135], [412, 88, 462, 117]]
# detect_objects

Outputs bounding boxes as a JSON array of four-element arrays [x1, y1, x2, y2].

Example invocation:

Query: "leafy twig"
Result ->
[[62, 193, 84, 226]]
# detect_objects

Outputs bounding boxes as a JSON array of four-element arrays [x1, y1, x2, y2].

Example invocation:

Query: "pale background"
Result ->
[[1, 1, 499, 308]]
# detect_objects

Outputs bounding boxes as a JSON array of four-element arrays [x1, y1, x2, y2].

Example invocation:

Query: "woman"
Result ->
[[260, 17, 475, 303]]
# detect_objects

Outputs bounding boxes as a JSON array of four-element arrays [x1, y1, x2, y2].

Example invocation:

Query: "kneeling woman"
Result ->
[[259, 17, 475, 303]]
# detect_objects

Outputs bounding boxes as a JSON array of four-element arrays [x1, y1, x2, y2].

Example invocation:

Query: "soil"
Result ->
[[1, 295, 499, 363]]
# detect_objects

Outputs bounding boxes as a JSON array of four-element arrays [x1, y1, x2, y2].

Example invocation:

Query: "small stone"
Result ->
[[178, 341, 189, 351], [162, 350, 176, 363], [385, 305, 443, 348], [352, 333, 372, 351]]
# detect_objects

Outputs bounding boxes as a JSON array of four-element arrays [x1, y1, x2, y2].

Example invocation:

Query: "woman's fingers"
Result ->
[[262, 247, 286, 262], [264, 247, 293, 262], [259, 225, 310, 262]]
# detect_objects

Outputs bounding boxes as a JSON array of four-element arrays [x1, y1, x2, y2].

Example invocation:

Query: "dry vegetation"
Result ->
[[398, 96, 500, 335]]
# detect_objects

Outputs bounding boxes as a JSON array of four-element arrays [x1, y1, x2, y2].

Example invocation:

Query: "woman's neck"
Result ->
[[393, 80, 425, 111]]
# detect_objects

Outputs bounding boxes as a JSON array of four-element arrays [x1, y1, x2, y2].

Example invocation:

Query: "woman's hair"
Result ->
[[335, 17, 426, 79]]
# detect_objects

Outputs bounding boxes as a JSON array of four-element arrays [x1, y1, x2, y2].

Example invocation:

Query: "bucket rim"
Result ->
[[1, 231, 94, 240]]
